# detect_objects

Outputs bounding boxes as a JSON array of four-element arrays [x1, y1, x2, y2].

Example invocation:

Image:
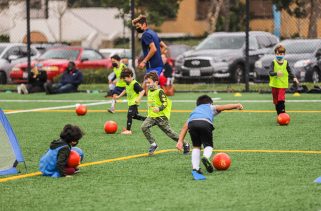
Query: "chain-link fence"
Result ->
[[0, 0, 320, 91]]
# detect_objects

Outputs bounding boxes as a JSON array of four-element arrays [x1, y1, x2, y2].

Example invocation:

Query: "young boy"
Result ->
[[269, 44, 299, 115], [161, 54, 174, 86], [116, 68, 146, 135], [141, 71, 190, 155], [39, 124, 84, 178], [176, 95, 243, 180], [108, 54, 127, 113]]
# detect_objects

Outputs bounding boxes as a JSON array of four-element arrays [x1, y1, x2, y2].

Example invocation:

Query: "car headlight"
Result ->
[[294, 59, 312, 68], [255, 60, 263, 69], [42, 66, 59, 71], [175, 55, 184, 66]]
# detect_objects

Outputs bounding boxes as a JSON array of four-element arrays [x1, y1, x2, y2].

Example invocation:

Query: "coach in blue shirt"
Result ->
[[132, 15, 167, 76]]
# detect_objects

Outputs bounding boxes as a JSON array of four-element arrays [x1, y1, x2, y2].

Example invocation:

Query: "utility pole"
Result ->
[[245, 0, 250, 92], [130, 0, 135, 70], [26, 0, 31, 74]]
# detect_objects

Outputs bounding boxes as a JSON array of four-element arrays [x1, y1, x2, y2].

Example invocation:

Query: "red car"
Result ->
[[10, 47, 112, 83]]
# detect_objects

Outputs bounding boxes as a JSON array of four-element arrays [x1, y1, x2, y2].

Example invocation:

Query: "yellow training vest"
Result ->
[[114, 63, 127, 87], [269, 59, 289, 88], [147, 89, 172, 119], [126, 80, 141, 106]]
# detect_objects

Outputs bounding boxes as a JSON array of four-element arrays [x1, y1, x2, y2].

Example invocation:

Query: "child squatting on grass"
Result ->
[[115, 68, 147, 135], [39, 124, 84, 178], [176, 95, 243, 180], [141, 71, 190, 155]]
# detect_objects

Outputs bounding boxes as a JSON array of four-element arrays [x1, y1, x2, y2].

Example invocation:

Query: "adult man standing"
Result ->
[[132, 15, 167, 76]]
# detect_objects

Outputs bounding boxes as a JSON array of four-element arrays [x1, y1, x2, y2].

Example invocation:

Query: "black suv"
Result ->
[[174, 32, 279, 83]]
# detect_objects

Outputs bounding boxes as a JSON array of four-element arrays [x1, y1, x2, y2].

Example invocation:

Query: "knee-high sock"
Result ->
[[203, 146, 213, 159], [192, 148, 201, 170]]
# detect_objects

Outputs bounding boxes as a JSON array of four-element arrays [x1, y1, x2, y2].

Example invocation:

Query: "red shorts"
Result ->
[[271, 88, 286, 104]]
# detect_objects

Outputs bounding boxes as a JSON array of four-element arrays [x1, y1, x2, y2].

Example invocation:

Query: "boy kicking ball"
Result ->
[[177, 95, 243, 180]]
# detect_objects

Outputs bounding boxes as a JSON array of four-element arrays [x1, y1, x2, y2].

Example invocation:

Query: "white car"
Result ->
[[99, 48, 134, 68], [0, 43, 40, 84]]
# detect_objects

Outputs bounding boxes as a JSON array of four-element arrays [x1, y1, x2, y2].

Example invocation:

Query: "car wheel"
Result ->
[[0, 71, 7, 84], [232, 64, 244, 83], [311, 68, 320, 83], [306, 67, 320, 83]]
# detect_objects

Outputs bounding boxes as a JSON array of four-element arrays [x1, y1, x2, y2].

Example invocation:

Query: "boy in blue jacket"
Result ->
[[39, 124, 84, 177], [177, 95, 243, 180]]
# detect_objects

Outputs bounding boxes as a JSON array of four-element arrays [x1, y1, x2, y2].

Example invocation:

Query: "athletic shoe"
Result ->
[[107, 108, 115, 114], [121, 130, 132, 135], [148, 144, 158, 156], [192, 169, 206, 180], [201, 156, 214, 173], [183, 143, 190, 154]]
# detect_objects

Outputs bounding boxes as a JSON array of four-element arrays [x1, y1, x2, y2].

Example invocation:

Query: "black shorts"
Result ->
[[188, 120, 214, 148], [112, 86, 125, 95], [128, 105, 139, 117]]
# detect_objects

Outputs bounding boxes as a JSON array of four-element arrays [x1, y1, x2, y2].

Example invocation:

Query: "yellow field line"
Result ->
[[4, 109, 321, 113], [1, 148, 321, 183]]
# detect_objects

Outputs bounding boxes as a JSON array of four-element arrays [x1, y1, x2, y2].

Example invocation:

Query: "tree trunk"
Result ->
[[308, 0, 320, 38], [223, 0, 231, 31], [207, 0, 224, 33]]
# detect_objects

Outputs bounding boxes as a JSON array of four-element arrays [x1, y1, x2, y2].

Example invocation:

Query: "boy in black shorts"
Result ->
[[177, 95, 243, 180]]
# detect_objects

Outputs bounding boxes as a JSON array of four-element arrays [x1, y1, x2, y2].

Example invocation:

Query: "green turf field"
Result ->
[[0, 92, 321, 211]]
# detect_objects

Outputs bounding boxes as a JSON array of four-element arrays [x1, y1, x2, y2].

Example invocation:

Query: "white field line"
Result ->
[[4, 101, 112, 115], [2, 98, 321, 103]]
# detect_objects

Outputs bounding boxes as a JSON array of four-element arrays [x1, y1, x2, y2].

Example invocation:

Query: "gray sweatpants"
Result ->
[[141, 116, 179, 145]]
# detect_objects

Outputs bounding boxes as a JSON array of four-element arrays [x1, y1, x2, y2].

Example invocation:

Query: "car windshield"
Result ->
[[278, 41, 320, 54], [168, 46, 190, 59], [196, 36, 245, 50], [39, 49, 80, 60]]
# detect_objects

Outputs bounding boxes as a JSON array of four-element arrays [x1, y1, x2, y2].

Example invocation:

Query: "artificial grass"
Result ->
[[0, 93, 321, 210]]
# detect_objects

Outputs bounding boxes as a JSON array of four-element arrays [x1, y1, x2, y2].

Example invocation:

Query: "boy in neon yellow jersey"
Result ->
[[108, 54, 127, 113], [116, 69, 146, 135], [269, 45, 299, 115], [141, 72, 190, 155]]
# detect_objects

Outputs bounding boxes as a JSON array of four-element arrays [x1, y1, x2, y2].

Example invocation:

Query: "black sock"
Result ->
[[279, 101, 285, 113]]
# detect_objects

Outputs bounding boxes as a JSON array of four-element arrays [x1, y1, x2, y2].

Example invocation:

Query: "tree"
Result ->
[[273, 0, 321, 38]]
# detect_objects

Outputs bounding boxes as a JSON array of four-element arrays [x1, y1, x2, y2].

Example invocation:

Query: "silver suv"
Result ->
[[0, 43, 39, 84], [174, 32, 279, 83]]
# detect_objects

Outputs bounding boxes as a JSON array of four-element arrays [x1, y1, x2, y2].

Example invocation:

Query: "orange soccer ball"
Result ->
[[212, 153, 231, 170], [277, 113, 290, 125], [104, 121, 118, 134], [75, 104, 87, 116], [67, 150, 81, 168]]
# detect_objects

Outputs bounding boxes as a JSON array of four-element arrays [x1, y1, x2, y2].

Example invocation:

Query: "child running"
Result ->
[[116, 68, 146, 135], [141, 71, 190, 155], [176, 95, 243, 180]]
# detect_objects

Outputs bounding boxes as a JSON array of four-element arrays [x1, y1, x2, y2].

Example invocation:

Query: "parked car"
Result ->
[[174, 31, 279, 83], [0, 43, 40, 84], [99, 48, 134, 68], [10, 47, 112, 83], [254, 39, 321, 83]]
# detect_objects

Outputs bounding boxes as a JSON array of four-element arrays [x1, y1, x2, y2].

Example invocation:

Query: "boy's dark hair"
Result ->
[[60, 124, 84, 143], [120, 68, 133, 79], [132, 15, 147, 25], [111, 54, 121, 61], [144, 71, 159, 82], [274, 44, 286, 54], [196, 95, 213, 106]]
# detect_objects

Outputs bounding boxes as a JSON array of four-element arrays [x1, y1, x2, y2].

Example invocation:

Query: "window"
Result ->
[[81, 50, 103, 61], [196, 0, 211, 20], [4, 47, 20, 60], [30, 0, 42, 10], [249, 37, 259, 50], [256, 36, 273, 48], [250, 0, 273, 19], [30, 0, 48, 19]]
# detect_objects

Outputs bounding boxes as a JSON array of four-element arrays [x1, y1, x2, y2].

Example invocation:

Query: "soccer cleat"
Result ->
[[148, 144, 158, 156], [192, 169, 206, 180], [107, 108, 115, 114], [201, 156, 214, 173], [121, 130, 132, 135], [183, 143, 190, 154]]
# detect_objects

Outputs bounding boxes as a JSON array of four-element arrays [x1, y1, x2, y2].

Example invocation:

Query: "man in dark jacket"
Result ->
[[44, 61, 83, 94]]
